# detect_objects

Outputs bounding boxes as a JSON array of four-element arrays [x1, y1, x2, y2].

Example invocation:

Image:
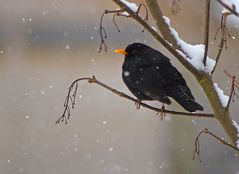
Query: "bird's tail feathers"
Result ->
[[167, 87, 203, 112]]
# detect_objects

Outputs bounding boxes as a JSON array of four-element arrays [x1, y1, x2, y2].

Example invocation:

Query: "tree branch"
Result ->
[[56, 76, 214, 124], [226, 75, 235, 110], [216, 0, 239, 17], [145, 0, 180, 50], [203, 0, 211, 66], [211, 13, 230, 74], [193, 128, 239, 161]]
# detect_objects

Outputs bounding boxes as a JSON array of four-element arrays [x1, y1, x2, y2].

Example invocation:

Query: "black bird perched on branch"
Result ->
[[115, 43, 203, 112]]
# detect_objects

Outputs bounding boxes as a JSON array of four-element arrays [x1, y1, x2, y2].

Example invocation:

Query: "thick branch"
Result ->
[[198, 74, 238, 144], [145, 0, 180, 49]]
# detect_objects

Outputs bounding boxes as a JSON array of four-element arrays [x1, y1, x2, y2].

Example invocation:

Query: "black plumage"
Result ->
[[115, 43, 203, 112]]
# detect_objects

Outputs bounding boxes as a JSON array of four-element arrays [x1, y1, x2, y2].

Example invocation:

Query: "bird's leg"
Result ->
[[135, 98, 141, 109], [156, 103, 166, 120]]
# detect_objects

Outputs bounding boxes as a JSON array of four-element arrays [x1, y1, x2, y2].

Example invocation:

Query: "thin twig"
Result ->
[[216, 0, 239, 17], [226, 75, 235, 110], [224, 70, 239, 88], [99, 11, 108, 53], [224, 70, 239, 105], [193, 128, 239, 162], [203, 0, 210, 66], [211, 37, 224, 74], [56, 76, 214, 124], [212, 13, 230, 74], [98, 4, 149, 53]]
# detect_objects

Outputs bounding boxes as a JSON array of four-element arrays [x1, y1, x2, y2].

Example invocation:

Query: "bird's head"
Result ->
[[115, 43, 150, 59]]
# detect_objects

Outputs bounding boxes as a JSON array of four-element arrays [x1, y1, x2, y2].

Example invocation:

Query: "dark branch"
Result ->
[[216, 0, 239, 17], [56, 78, 92, 124], [224, 70, 239, 106], [203, 0, 210, 66], [56, 76, 214, 124], [224, 70, 239, 88], [193, 128, 239, 162], [98, 4, 148, 53], [212, 13, 230, 74], [226, 75, 235, 110]]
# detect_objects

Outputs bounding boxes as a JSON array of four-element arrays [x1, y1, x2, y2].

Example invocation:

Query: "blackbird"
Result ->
[[115, 43, 203, 112]]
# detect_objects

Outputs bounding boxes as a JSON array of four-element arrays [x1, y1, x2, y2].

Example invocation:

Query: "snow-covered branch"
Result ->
[[217, 0, 239, 17], [163, 16, 215, 74], [110, 0, 239, 146]]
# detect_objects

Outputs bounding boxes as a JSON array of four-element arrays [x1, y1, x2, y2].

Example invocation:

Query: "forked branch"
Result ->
[[224, 70, 239, 110], [98, 4, 148, 53], [212, 13, 230, 74], [193, 128, 239, 162]]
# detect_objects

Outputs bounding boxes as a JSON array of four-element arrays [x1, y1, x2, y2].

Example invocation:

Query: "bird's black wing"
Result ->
[[122, 72, 153, 101], [133, 65, 171, 104], [143, 48, 195, 99]]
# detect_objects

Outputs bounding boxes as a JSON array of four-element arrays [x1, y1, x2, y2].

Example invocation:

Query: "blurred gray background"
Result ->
[[0, 0, 239, 173]]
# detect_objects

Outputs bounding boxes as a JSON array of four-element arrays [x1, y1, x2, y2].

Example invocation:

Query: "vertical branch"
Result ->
[[203, 0, 211, 66], [211, 13, 229, 74], [226, 76, 235, 110]]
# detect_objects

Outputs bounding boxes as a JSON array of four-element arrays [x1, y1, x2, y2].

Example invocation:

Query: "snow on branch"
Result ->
[[163, 16, 216, 74], [120, 0, 138, 13], [213, 83, 229, 107], [232, 120, 239, 149], [217, 0, 239, 16]]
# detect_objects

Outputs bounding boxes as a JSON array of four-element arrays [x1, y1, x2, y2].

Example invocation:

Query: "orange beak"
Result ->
[[114, 49, 128, 55]]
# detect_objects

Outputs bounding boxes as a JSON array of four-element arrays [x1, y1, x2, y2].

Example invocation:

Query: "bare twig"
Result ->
[[56, 76, 214, 124], [211, 37, 224, 74], [203, 0, 210, 66], [193, 128, 239, 161], [99, 9, 125, 53], [224, 70, 239, 88], [212, 13, 230, 74], [98, 4, 148, 53], [226, 75, 235, 110], [216, 0, 239, 17], [224, 70, 239, 106], [56, 78, 92, 124]]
